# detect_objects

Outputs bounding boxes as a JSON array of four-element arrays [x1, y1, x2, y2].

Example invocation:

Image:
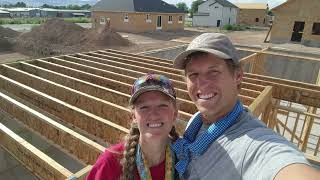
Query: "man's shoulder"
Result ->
[[226, 109, 269, 136]]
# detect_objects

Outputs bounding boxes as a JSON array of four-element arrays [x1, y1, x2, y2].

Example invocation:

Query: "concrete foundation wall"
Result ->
[[140, 44, 320, 84]]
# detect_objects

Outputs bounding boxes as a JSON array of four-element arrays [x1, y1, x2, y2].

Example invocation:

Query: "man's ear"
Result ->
[[234, 69, 243, 86]]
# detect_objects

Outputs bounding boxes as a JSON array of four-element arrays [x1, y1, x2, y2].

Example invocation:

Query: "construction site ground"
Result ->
[[1, 24, 320, 65]]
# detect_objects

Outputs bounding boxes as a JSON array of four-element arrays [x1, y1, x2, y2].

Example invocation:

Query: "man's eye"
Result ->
[[159, 104, 169, 108], [209, 70, 219, 75]]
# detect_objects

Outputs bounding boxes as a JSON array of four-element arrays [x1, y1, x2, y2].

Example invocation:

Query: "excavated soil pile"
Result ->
[[16, 19, 131, 57], [0, 26, 20, 51]]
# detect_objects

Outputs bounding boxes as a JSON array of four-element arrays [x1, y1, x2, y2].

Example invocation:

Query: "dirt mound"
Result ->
[[86, 26, 130, 47], [16, 18, 131, 57], [0, 26, 20, 38], [0, 26, 20, 52]]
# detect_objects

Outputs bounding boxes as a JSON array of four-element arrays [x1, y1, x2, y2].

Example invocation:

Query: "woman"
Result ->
[[86, 74, 179, 180]]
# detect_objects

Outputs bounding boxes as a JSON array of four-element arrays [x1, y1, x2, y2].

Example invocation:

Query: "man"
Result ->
[[171, 33, 319, 180]]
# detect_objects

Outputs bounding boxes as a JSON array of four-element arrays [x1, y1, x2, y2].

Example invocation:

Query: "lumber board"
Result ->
[[0, 74, 129, 146], [248, 86, 273, 117], [73, 53, 184, 82], [0, 122, 72, 180], [84, 51, 180, 74], [104, 49, 173, 63], [0, 91, 105, 165], [17, 61, 197, 116], [67, 165, 92, 180], [97, 50, 173, 67], [1, 64, 132, 127]]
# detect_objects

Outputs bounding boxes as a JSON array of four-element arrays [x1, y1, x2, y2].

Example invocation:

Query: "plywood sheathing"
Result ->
[[0, 66, 129, 145], [0, 89, 105, 165]]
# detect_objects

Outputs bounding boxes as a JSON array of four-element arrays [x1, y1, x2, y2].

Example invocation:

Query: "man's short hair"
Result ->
[[184, 51, 241, 75]]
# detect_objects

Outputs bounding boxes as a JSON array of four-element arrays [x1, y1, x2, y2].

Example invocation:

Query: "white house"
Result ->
[[193, 0, 238, 27]]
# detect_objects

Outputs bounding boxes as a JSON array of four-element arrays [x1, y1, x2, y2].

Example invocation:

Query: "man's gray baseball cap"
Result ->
[[173, 33, 240, 69]]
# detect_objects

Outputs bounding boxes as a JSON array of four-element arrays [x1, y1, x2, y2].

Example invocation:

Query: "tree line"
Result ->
[[1, 2, 91, 10], [176, 0, 204, 17]]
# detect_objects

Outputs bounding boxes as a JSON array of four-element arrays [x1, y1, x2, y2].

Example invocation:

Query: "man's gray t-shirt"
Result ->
[[182, 109, 309, 180]]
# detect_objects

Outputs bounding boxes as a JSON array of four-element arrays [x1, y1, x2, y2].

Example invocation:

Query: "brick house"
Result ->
[[91, 0, 185, 32]]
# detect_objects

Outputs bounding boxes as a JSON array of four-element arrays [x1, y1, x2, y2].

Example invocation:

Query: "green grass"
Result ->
[[63, 17, 91, 23], [0, 17, 91, 25], [184, 19, 192, 27], [223, 24, 250, 31]]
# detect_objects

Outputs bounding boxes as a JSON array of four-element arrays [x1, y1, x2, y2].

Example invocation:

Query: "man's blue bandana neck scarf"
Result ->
[[172, 100, 244, 176]]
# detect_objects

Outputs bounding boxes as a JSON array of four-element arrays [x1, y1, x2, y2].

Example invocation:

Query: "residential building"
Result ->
[[192, 0, 238, 27], [91, 0, 185, 32], [270, 0, 320, 47], [236, 3, 268, 26]]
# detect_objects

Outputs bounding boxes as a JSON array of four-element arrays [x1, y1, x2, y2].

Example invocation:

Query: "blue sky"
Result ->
[[164, 0, 287, 8]]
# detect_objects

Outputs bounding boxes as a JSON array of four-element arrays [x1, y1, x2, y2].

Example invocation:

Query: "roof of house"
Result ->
[[41, 8, 90, 13], [0, 10, 9, 14], [235, 3, 268, 10], [91, 0, 185, 13], [5, 8, 38, 12], [214, 0, 238, 8]]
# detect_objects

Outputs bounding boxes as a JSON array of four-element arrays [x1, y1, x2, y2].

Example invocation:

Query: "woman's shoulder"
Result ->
[[98, 143, 125, 165], [86, 143, 125, 180]]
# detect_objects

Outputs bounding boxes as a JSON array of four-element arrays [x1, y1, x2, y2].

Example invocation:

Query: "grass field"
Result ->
[[0, 17, 91, 25]]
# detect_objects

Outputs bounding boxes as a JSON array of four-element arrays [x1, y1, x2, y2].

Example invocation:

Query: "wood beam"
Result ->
[[84, 51, 180, 74], [67, 165, 92, 180], [16, 62, 197, 116], [49, 57, 188, 91], [0, 122, 72, 180], [1, 64, 132, 127], [0, 73, 129, 146], [97, 50, 173, 67], [243, 74, 320, 107], [71, 53, 184, 82], [104, 49, 173, 63], [0, 91, 105, 165], [245, 73, 320, 91], [248, 86, 273, 117]]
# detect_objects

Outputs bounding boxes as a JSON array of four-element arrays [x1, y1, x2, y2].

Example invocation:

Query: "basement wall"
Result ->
[[140, 44, 320, 84]]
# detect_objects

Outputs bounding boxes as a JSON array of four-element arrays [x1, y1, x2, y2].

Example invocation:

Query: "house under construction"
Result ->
[[0, 46, 319, 179]]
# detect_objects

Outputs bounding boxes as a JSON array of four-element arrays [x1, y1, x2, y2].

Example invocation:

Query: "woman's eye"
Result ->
[[139, 106, 148, 110], [188, 73, 197, 79]]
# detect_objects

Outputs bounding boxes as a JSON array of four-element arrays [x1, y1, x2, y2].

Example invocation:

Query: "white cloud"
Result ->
[[164, 0, 287, 8]]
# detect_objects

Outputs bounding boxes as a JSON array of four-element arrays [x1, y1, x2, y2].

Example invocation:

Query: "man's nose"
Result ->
[[197, 74, 211, 86]]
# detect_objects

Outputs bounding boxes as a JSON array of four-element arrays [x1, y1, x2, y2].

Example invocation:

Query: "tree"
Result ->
[[3, 2, 27, 8], [41, 4, 51, 8], [15, 2, 27, 7], [190, 0, 204, 17], [81, 4, 91, 10], [176, 2, 189, 13]]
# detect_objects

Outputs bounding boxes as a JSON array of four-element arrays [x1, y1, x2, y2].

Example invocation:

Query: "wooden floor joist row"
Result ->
[[0, 48, 320, 179]]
